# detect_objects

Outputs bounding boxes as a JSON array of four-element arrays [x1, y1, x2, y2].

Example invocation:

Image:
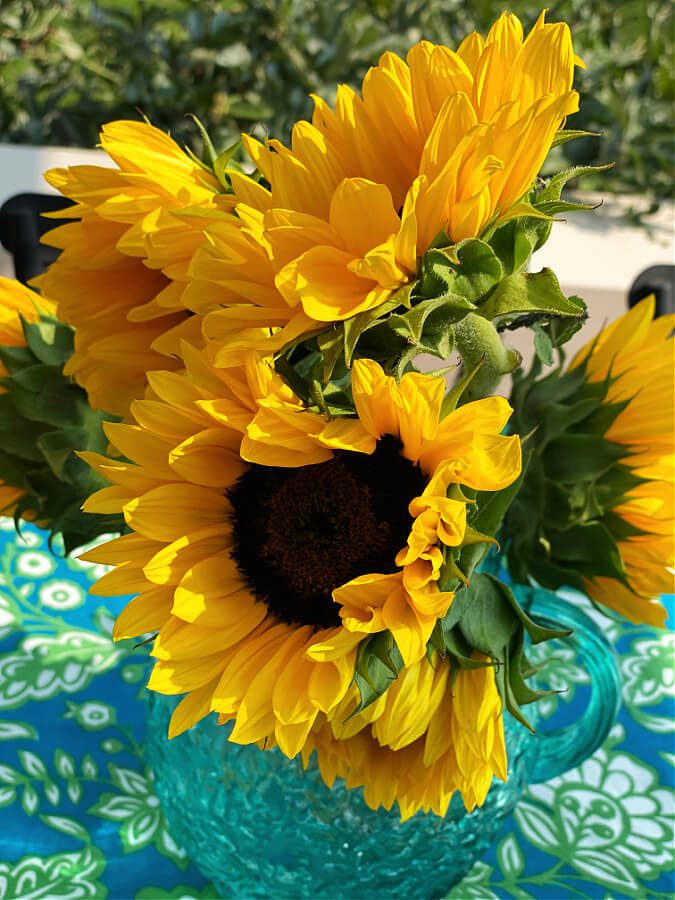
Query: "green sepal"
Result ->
[[385, 293, 473, 345], [316, 327, 344, 384], [440, 357, 484, 417], [468, 463, 529, 549], [552, 129, 602, 147], [426, 619, 446, 661], [457, 573, 570, 654], [442, 240, 504, 302], [9, 365, 85, 429], [343, 289, 410, 365], [442, 625, 496, 670], [536, 164, 615, 207], [273, 355, 313, 405], [488, 218, 541, 276], [504, 350, 644, 600], [603, 511, 648, 543], [444, 573, 570, 730], [549, 521, 629, 585], [417, 247, 457, 298], [595, 465, 645, 507], [21, 316, 74, 366], [493, 630, 559, 733], [0, 313, 124, 553], [0, 418, 46, 462], [477, 269, 586, 324], [528, 164, 614, 250], [212, 140, 243, 193], [0, 345, 35, 375], [37, 426, 92, 482], [308, 378, 331, 420], [543, 297, 589, 350], [542, 433, 626, 482], [185, 113, 218, 169], [580, 397, 632, 437], [350, 631, 404, 716], [532, 324, 554, 365], [488, 161, 609, 275]]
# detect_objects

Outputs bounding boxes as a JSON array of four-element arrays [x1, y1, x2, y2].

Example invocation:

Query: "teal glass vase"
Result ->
[[143, 586, 621, 899]]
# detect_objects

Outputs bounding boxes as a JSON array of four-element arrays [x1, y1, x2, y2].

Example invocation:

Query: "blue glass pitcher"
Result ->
[[144, 586, 621, 899]]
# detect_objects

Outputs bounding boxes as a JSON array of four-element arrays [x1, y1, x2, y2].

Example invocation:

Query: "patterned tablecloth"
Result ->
[[0, 520, 673, 900]]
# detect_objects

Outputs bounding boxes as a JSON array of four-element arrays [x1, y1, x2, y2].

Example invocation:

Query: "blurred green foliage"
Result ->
[[0, 0, 672, 209]]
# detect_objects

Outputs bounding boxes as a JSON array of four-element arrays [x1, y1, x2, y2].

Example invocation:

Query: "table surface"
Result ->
[[0, 520, 673, 900]]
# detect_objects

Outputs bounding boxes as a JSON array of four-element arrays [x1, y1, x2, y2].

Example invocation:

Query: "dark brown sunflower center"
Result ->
[[227, 435, 426, 628]]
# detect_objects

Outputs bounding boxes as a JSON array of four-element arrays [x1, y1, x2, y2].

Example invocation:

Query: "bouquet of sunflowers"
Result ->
[[0, 10, 672, 828]]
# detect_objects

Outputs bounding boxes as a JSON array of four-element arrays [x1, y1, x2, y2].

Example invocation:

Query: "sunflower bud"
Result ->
[[0, 278, 123, 553]]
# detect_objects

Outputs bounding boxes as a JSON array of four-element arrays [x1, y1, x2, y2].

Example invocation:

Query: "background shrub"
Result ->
[[0, 0, 672, 212]]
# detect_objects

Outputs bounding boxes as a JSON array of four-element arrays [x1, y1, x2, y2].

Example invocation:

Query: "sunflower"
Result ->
[[37, 120, 224, 417], [81, 349, 520, 814], [505, 296, 674, 627], [0, 277, 54, 517], [569, 297, 674, 624], [304, 655, 506, 818], [184, 10, 582, 362]]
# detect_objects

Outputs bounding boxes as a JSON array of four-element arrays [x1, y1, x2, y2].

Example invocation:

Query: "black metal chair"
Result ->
[[0, 193, 74, 285], [629, 264, 675, 316]]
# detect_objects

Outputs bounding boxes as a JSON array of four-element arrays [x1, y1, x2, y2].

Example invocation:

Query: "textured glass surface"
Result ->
[[144, 591, 621, 900]]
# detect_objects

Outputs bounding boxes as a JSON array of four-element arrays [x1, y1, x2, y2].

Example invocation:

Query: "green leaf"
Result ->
[[0, 721, 37, 741], [54, 748, 76, 779], [21, 783, 39, 815], [478, 269, 586, 323]]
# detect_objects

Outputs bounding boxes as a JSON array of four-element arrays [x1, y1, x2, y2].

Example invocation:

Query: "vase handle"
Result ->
[[516, 585, 622, 783]]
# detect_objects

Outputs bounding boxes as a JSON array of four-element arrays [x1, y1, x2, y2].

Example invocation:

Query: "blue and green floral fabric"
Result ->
[[0, 521, 673, 899]]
